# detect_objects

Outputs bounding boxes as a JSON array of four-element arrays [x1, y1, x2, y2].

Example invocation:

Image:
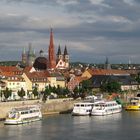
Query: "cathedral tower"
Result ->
[[57, 45, 63, 62], [56, 45, 70, 69], [104, 57, 111, 69], [48, 28, 56, 69], [63, 45, 69, 68], [22, 47, 26, 65], [27, 43, 36, 66]]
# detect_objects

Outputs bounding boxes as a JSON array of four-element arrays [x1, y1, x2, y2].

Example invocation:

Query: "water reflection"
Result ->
[[125, 110, 140, 118], [92, 112, 122, 122], [1, 112, 140, 140], [0, 122, 4, 128], [72, 112, 122, 125], [0, 121, 42, 140], [72, 116, 91, 124]]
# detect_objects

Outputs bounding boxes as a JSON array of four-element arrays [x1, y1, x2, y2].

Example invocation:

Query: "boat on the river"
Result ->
[[91, 100, 122, 116], [125, 97, 140, 111], [72, 102, 94, 116], [4, 105, 42, 125]]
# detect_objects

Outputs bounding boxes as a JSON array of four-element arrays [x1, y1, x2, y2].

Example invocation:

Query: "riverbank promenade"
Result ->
[[0, 98, 75, 119]]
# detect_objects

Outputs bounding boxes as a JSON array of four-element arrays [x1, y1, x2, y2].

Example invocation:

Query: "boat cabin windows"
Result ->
[[130, 98, 139, 103], [74, 104, 80, 107], [74, 104, 93, 107], [130, 98, 139, 105], [130, 102, 137, 105], [94, 102, 118, 108], [21, 111, 29, 114], [86, 110, 91, 112], [20, 109, 39, 115], [95, 104, 105, 107]]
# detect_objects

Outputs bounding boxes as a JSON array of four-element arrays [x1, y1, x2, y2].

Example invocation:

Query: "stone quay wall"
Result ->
[[0, 98, 76, 119]]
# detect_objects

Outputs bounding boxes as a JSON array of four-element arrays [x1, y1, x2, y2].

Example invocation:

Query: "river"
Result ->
[[0, 111, 140, 140]]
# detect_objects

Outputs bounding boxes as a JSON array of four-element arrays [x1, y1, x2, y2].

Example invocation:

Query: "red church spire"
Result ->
[[48, 28, 56, 69]]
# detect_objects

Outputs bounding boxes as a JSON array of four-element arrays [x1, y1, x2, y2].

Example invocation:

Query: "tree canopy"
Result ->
[[3, 87, 12, 101], [101, 81, 121, 93], [17, 88, 25, 99], [32, 87, 39, 98]]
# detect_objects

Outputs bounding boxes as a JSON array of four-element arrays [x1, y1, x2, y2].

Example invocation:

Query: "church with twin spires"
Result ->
[[21, 29, 70, 70]]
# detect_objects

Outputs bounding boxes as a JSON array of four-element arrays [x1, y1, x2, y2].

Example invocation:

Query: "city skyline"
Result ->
[[0, 0, 140, 64]]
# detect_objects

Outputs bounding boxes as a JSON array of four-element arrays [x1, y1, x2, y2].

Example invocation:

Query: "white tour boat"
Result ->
[[4, 105, 42, 125], [91, 100, 122, 116], [72, 102, 94, 116]]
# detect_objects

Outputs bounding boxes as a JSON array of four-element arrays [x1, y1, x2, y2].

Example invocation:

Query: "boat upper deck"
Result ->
[[11, 105, 40, 112]]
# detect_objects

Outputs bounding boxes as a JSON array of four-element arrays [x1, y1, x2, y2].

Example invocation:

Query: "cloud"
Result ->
[[0, 0, 140, 63]]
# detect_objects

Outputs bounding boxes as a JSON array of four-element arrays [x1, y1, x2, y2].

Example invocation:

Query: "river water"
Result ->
[[0, 111, 140, 140]]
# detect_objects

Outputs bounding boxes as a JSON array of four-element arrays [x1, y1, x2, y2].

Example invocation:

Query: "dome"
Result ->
[[33, 57, 48, 70]]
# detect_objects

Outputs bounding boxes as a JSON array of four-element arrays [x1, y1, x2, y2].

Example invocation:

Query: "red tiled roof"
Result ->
[[25, 71, 50, 82], [23, 66, 33, 73], [1, 72, 14, 77], [0, 66, 22, 76], [0, 66, 20, 72], [1, 72, 24, 82], [88, 69, 129, 76]]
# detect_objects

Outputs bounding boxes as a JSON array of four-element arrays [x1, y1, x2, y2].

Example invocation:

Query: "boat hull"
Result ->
[[4, 117, 42, 125], [125, 105, 140, 111], [91, 109, 122, 116]]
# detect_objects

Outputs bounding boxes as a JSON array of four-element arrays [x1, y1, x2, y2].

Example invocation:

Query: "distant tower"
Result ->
[[104, 57, 111, 69], [57, 45, 63, 62], [27, 43, 36, 66], [128, 57, 133, 69], [63, 45, 69, 68], [22, 47, 27, 65], [48, 28, 56, 69]]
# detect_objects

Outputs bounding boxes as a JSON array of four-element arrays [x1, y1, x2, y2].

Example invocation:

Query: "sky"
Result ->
[[0, 0, 140, 64]]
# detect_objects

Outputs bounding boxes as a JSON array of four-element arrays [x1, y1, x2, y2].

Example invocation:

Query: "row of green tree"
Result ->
[[0, 87, 26, 101], [0, 85, 71, 102]]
